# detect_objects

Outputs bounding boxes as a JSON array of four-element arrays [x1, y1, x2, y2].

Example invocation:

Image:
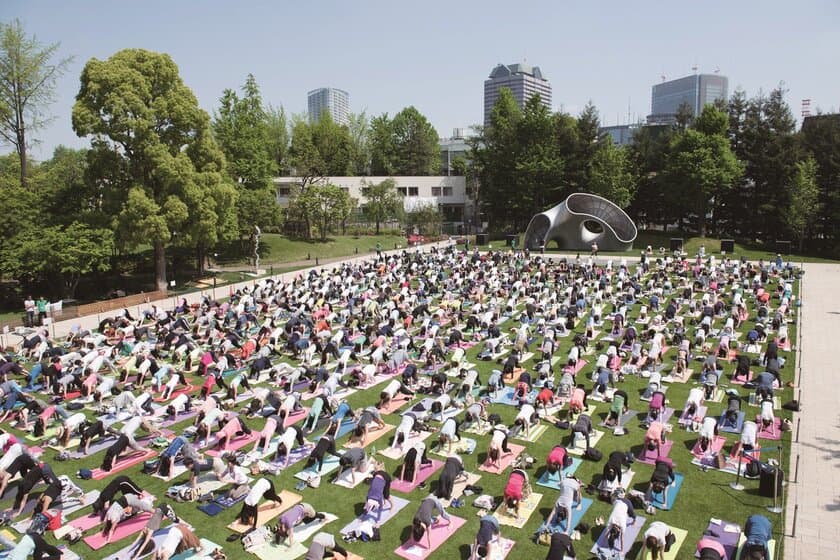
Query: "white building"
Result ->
[[274, 175, 471, 225], [307, 87, 350, 126]]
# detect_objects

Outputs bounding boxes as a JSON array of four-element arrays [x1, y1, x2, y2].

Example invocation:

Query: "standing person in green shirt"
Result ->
[[35, 297, 48, 325]]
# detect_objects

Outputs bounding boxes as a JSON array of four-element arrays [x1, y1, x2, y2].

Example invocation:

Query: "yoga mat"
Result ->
[[730, 371, 754, 385], [644, 407, 674, 425], [151, 464, 188, 481], [170, 539, 222, 560], [491, 388, 537, 406], [591, 515, 646, 558], [599, 410, 638, 429], [205, 432, 259, 456], [694, 519, 741, 560], [478, 443, 526, 473], [637, 440, 674, 465], [536, 497, 593, 533], [493, 492, 540, 529], [340, 496, 410, 535], [334, 461, 376, 488], [463, 421, 493, 436], [197, 502, 224, 516], [293, 454, 341, 481], [660, 526, 689, 560], [650, 472, 685, 510], [430, 437, 476, 458], [568, 430, 605, 456], [439, 472, 481, 508], [718, 411, 746, 433], [378, 395, 413, 415], [92, 448, 158, 480], [662, 369, 692, 383], [283, 407, 310, 428], [153, 385, 198, 402], [83, 512, 153, 550], [757, 417, 782, 440], [333, 418, 358, 439], [269, 445, 311, 471], [225, 490, 302, 533], [691, 435, 727, 460], [394, 515, 466, 560], [391, 460, 443, 493], [748, 395, 780, 409], [678, 406, 707, 427], [102, 526, 168, 560], [513, 423, 547, 442], [158, 409, 199, 428], [639, 386, 668, 402], [343, 424, 395, 449], [563, 359, 588, 375], [250, 513, 338, 560], [67, 434, 119, 458], [379, 431, 433, 460], [471, 536, 515, 560], [536, 458, 584, 490]]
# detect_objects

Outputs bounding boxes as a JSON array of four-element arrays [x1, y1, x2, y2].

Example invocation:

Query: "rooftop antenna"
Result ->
[[661, 74, 667, 82], [692, 63, 698, 74], [714, 66, 720, 74]]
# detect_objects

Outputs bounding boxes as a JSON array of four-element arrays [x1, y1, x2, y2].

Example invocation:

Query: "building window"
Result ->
[[408, 187, 419, 196], [431, 187, 441, 196], [277, 187, 291, 196], [397, 187, 407, 196], [443, 187, 453, 196]]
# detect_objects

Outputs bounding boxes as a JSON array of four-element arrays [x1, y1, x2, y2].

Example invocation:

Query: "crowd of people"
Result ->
[[0, 242, 798, 560]]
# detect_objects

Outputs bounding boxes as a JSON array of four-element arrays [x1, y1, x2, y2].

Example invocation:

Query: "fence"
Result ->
[[74, 290, 168, 317]]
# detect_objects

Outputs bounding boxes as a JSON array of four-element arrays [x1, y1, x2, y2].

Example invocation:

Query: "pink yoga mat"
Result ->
[[478, 443, 526, 474], [775, 337, 791, 351], [283, 407, 310, 428], [379, 396, 412, 415], [731, 371, 754, 385], [637, 440, 674, 465], [153, 385, 198, 402], [91, 449, 157, 480], [563, 359, 588, 375], [83, 511, 151, 550], [394, 515, 466, 560], [757, 417, 782, 440], [691, 435, 727, 460], [206, 432, 259, 457], [69, 512, 102, 532], [391, 460, 443, 493], [679, 406, 707, 426]]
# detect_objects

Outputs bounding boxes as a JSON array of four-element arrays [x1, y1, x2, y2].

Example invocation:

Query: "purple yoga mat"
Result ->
[[695, 519, 741, 559]]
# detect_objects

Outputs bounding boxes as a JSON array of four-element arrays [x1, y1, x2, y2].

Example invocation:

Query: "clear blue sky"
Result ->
[[3, 0, 838, 160]]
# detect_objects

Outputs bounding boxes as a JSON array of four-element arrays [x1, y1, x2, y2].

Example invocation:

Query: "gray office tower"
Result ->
[[484, 63, 552, 125], [308, 87, 350, 126], [647, 74, 728, 125]]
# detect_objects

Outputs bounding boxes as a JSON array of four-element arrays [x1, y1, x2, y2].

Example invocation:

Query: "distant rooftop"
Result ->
[[488, 63, 546, 81]]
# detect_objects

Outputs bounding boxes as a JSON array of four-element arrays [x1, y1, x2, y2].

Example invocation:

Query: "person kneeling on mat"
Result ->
[[644, 459, 676, 511]]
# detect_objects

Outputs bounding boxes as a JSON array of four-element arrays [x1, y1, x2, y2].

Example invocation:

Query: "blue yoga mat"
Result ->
[[719, 411, 745, 433], [335, 419, 357, 439], [197, 502, 224, 516], [650, 472, 684, 510], [491, 388, 536, 406], [591, 515, 647, 557], [536, 459, 583, 490], [537, 497, 593, 533]]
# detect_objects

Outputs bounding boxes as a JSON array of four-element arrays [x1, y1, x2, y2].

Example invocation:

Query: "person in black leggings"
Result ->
[[545, 532, 576, 559], [435, 456, 466, 500], [92, 475, 143, 518], [304, 434, 340, 473], [7, 532, 63, 559], [79, 419, 109, 455], [101, 434, 131, 471]]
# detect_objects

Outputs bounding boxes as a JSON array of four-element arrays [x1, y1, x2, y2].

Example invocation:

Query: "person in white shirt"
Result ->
[[236, 478, 284, 530]]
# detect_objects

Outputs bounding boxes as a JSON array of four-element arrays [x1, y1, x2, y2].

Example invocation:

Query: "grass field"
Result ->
[[0, 261, 797, 560], [216, 234, 407, 267]]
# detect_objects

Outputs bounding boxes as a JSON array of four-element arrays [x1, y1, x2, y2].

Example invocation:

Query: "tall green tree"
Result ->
[[295, 183, 353, 241], [361, 178, 402, 234], [213, 74, 280, 258], [347, 111, 370, 175], [369, 114, 396, 175], [784, 157, 821, 251], [800, 113, 840, 252], [390, 106, 440, 175], [661, 105, 743, 236], [515, 94, 564, 220], [0, 19, 73, 187], [73, 48, 238, 289], [627, 125, 675, 228], [588, 139, 637, 208]]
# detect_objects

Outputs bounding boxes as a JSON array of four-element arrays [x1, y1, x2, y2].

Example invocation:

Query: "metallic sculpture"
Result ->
[[524, 193, 637, 252]]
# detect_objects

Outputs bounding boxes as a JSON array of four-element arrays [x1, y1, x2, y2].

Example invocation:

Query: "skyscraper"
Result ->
[[484, 63, 552, 125], [647, 73, 728, 125], [308, 87, 350, 126]]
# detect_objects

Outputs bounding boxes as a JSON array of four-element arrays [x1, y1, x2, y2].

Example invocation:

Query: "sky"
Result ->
[[3, 0, 839, 160]]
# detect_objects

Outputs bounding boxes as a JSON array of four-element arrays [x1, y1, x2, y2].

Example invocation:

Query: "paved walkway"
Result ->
[[784, 263, 840, 558]]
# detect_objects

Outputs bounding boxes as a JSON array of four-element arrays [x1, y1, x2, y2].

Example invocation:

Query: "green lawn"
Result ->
[[2, 266, 797, 560], [216, 234, 407, 267]]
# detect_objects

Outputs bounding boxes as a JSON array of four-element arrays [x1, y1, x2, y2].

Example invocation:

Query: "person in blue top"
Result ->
[[740, 514, 772, 560]]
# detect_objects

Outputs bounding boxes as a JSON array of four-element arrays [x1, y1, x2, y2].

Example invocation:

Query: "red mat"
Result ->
[[83, 511, 151, 550], [283, 407, 310, 428], [394, 515, 466, 560], [563, 359, 588, 375], [206, 432, 259, 456], [391, 460, 443, 494], [775, 337, 792, 352], [691, 435, 727, 460], [91, 449, 157, 480], [636, 440, 674, 465], [757, 417, 782, 440], [478, 443, 526, 474], [153, 385, 198, 403]]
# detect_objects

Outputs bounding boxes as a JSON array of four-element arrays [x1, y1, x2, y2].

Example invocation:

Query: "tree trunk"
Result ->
[[698, 214, 708, 238], [196, 244, 206, 275], [17, 130, 27, 189], [154, 241, 168, 292], [375, 220, 380, 235]]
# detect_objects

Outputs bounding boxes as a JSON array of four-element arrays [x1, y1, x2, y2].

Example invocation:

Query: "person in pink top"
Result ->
[[251, 416, 278, 455], [696, 535, 727, 560], [644, 422, 669, 458], [214, 413, 252, 451]]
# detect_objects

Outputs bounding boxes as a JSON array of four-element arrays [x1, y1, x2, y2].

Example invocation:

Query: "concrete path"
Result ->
[[784, 263, 840, 558]]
